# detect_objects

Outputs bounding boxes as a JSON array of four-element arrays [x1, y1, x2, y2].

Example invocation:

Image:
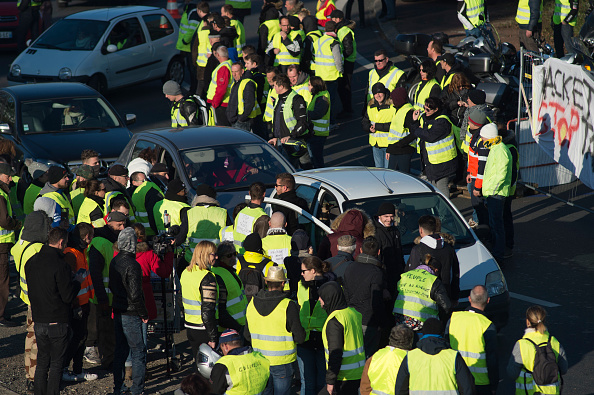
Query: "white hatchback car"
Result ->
[[266, 167, 510, 329], [8, 6, 183, 93]]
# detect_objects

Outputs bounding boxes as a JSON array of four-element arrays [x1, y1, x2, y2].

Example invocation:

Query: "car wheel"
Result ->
[[88, 74, 107, 95], [164, 56, 184, 85]]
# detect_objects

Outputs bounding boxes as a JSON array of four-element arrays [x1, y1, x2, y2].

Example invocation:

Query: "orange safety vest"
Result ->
[[64, 247, 94, 305]]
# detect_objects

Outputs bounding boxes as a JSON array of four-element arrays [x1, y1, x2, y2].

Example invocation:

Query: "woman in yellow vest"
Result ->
[[363, 82, 395, 169], [508, 305, 568, 395], [386, 87, 416, 174], [297, 256, 335, 395], [306, 76, 331, 168], [439, 72, 472, 127], [412, 59, 441, 110], [180, 240, 220, 360], [77, 180, 106, 228], [411, 96, 459, 197]]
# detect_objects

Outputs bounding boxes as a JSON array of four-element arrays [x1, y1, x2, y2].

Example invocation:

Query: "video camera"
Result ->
[[152, 224, 180, 256]]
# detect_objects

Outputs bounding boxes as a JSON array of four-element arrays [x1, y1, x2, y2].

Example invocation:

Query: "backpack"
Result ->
[[237, 256, 272, 302], [524, 334, 559, 388], [182, 95, 209, 126]]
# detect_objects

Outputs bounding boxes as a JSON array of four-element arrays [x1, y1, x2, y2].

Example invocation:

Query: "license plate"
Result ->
[[0, 32, 12, 39]]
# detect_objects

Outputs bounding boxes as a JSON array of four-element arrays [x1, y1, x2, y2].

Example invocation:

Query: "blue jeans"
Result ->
[[125, 321, 148, 367], [486, 195, 505, 261], [113, 314, 146, 395], [263, 362, 293, 395], [372, 146, 389, 168], [297, 346, 325, 395], [307, 135, 327, 168]]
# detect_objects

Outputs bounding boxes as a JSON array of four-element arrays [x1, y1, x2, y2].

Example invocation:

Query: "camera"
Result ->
[[152, 225, 180, 256]]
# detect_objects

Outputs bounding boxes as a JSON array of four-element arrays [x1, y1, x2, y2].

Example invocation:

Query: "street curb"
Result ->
[[0, 385, 18, 395]]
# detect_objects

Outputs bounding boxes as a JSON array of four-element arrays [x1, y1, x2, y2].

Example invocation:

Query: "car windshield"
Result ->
[[33, 19, 108, 51], [20, 97, 121, 134], [342, 193, 475, 254], [180, 143, 292, 191]]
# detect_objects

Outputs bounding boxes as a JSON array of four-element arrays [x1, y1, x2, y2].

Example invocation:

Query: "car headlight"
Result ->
[[10, 64, 21, 77], [59, 67, 72, 80], [485, 270, 507, 297]]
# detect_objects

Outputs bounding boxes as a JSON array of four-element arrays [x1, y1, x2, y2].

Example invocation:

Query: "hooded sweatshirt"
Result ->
[[318, 281, 351, 385], [394, 335, 475, 394], [34, 196, 62, 227], [244, 288, 306, 347], [318, 209, 374, 260], [406, 233, 460, 303]]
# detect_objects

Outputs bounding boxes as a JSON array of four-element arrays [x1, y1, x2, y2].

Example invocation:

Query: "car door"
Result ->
[[103, 17, 152, 88], [141, 12, 177, 79]]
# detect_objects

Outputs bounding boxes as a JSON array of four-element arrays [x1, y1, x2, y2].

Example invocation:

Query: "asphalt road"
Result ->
[[1, 0, 594, 394]]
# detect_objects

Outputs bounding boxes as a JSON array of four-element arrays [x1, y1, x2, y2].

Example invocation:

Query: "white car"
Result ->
[[8, 6, 183, 93], [266, 167, 510, 329]]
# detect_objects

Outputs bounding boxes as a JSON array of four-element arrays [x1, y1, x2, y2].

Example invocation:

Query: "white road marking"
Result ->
[[509, 292, 561, 308]]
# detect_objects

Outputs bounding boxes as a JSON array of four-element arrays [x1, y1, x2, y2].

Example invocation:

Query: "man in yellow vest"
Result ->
[[365, 49, 404, 103], [394, 318, 475, 393], [211, 329, 270, 394], [207, 45, 233, 126], [163, 80, 202, 127], [261, 212, 291, 269], [270, 16, 304, 74], [0, 163, 20, 327], [318, 281, 365, 395], [152, 179, 190, 237], [457, 0, 486, 37], [233, 182, 267, 252], [221, 5, 247, 58], [360, 324, 414, 395], [88, 211, 126, 370], [226, 62, 260, 132], [330, 10, 356, 116], [38, 166, 75, 225], [245, 266, 306, 395], [177, 0, 201, 94], [23, 161, 49, 215], [552, 0, 578, 57], [412, 97, 459, 197], [269, 74, 312, 169], [257, 5, 280, 63], [446, 285, 498, 395], [516, 0, 543, 52], [70, 164, 96, 217], [313, 21, 343, 125], [193, 4, 212, 98], [288, 64, 312, 105], [130, 171, 164, 237]]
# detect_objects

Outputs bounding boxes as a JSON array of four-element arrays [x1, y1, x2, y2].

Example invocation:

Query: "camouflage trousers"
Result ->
[[25, 305, 37, 381]]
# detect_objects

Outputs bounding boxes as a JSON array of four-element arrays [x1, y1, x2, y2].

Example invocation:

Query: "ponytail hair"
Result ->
[[424, 254, 442, 273], [526, 305, 547, 334], [302, 256, 330, 274]]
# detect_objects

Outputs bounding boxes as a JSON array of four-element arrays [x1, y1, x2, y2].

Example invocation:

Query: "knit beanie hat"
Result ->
[[468, 107, 488, 127], [243, 233, 262, 253], [47, 166, 68, 184], [195, 183, 216, 199], [167, 179, 186, 194], [390, 87, 408, 109], [376, 202, 396, 216], [108, 164, 128, 176], [372, 82, 388, 95], [480, 123, 499, 139], [290, 229, 310, 250], [468, 89, 486, 105], [422, 318, 443, 336], [163, 80, 182, 96]]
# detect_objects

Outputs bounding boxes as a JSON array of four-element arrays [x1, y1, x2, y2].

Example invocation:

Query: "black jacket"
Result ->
[[440, 87, 469, 127], [272, 89, 308, 139], [445, 306, 499, 391], [325, 251, 354, 281], [336, 20, 355, 61], [212, 263, 243, 332], [318, 281, 351, 385], [227, 72, 257, 123], [103, 177, 133, 211], [271, 189, 309, 235], [110, 250, 148, 319], [88, 225, 118, 306], [406, 233, 461, 303], [258, 4, 280, 56], [394, 335, 476, 394], [342, 253, 387, 327], [413, 110, 459, 181], [372, 218, 405, 297], [244, 289, 306, 345], [26, 245, 80, 323]]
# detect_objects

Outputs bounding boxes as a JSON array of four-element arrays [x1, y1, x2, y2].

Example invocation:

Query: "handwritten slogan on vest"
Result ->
[[532, 58, 594, 189], [400, 272, 432, 296]]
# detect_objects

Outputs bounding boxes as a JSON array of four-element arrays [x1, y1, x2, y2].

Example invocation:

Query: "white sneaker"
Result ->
[[76, 371, 98, 381], [62, 371, 79, 382]]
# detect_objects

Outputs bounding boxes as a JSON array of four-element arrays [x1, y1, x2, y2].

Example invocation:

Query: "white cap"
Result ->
[[480, 123, 499, 139]]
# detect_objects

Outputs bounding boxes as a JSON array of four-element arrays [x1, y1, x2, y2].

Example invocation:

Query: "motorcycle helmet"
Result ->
[[196, 343, 221, 378], [283, 139, 308, 158]]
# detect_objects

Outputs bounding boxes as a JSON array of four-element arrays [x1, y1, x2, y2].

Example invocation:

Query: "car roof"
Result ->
[[1, 82, 99, 101], [294, 167, 434, 200], [134, 126, 269, 149], [63, 6, 162, 22]]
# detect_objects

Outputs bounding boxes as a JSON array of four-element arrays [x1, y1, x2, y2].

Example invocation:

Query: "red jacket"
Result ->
[[208, 65, 231, 108], [316, 0, 336, 27]]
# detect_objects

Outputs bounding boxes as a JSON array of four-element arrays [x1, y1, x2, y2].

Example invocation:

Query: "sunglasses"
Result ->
[[374, 58, 386, 63], [275, 184, 286, 188], [301, 269, 310, 273]]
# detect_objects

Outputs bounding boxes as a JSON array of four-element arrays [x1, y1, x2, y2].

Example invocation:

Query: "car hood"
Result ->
[[19, 127, 131, 164], [15, 48, 93, 76]]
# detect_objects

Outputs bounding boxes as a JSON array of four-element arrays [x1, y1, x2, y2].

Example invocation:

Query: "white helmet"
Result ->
[[196, 343, 221, 378]]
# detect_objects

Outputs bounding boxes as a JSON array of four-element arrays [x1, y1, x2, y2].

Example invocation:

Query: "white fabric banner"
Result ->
[[532, 58, 594, 189]]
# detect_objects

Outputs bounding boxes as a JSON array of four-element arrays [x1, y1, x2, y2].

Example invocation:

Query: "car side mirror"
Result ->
[[125, 114, 136, 126], [106, 44, 118, 53], [0, 124, 12, 134]]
